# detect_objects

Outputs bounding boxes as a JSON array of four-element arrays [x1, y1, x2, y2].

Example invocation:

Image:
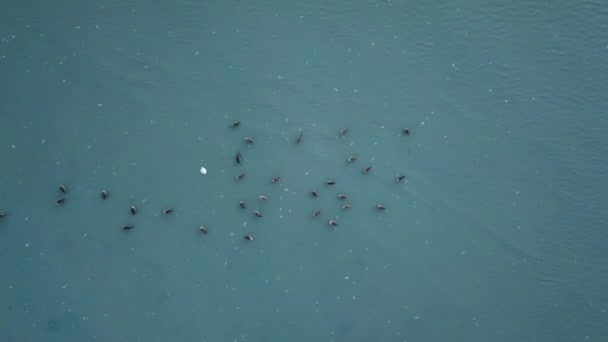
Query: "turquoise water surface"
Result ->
[[1, 1, 607, 341]]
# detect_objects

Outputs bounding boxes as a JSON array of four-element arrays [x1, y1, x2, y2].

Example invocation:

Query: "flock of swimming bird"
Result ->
[[0, 121, 412, 241]]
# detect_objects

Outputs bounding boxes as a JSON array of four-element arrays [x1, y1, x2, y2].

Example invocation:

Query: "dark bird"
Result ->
[[55, 198, 66, 205], [199, 226, 208, 234], [338, 194, 348, 200], [59, 184, 68, 194], [342, 204, 352, 210], [101, 190, 108, 200], [296, 133, 303, 144], [239, 201, 246, 209], [244, 137, 255, 144], [325, 181, 336, 186], [329, 220, 339, 226], [339, 128, 349, 135], [122, 224, 134, 230], [376, 204, 386, 210], [253, 210, 262, 218], [236, 173, 246, 180], [313, 210, 322, 217], [0, 211, 7, 218], [162, 208, 174, 215], [347, 156, 357, 162], [236, 152, 242, 165], [363, 166, 372, 173], [312, 190, 318, 198], [130, 206, 137, 215], [230, 121, 241, 128], [259, 195, 268, 201], [272, 176, 281, 183], [396, 175, 407, 183], [244, 235, 254, 241], [403, 128, 410, 135]]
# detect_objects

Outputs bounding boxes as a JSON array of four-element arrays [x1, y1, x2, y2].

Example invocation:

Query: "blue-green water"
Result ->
[[1, 1, 607, 341]]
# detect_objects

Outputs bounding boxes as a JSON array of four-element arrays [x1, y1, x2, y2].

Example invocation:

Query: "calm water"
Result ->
[[1, 1, 607, 341]]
